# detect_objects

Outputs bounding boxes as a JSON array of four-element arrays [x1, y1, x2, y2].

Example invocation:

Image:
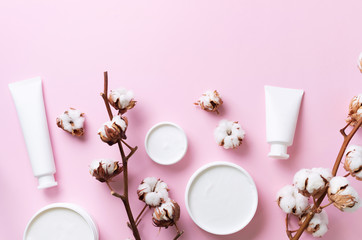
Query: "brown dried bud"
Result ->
[[56, 108, 85, 136], [89, 159, 122, 182], [152, 199, 180, 228], [98, 115, 128, 145], [108, 88, 136, 114], [347, 95, 362, 127], [327, 176, 360, 212], [194, 90, 223, 114]]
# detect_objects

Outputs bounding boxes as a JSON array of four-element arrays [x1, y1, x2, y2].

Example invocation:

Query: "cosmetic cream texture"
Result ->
[[187, 165, 258, 234], [9, 77, 57, 188], [265, 86, 304, 159], [146, 123, 187, 164], [25, 208, 94, 240]]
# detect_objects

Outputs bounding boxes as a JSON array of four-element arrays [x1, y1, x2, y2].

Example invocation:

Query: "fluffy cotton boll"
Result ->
[[195, 90, 223, 114], [56, 108, 85, 136], [152, 199, 180, 228], [98, 115, 128, 145], [293, 168, 330, 197], [277, 185, 310, 215], [89, 159, 122, 182], [214, 120, 245, 149], [344, 145, 362, 180], [109, 88, 136, 114], [145, 192, 163, 207], [328, 176, 360, 212], [143, 177, 159, 189], [112, 115, 127, 132], [137, 177, 169, 207], [308, 210, 329, 237], [312, 168, 332, 182], [347, 94, 362, 126]]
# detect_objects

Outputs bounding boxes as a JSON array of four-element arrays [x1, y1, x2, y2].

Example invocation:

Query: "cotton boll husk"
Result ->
[[112, 115, 127, 131], [328, 176, 361, 212], [90, 159, 117, 174], [340, 186, 361, 212], [98, 121, 113, 136], [347, 94, 362, 126]]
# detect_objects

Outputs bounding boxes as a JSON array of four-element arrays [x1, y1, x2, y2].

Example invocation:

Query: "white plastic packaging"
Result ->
[[9, 77, 57, 188], [24, 203, 99, 240], [265, 86, 304, 159]]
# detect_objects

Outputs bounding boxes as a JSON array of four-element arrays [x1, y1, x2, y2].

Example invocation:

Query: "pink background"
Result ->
[[1, 0, 362, 239]]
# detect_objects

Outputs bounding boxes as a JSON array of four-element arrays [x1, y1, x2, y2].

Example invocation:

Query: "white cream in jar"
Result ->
[[145, 122, 187, 165]]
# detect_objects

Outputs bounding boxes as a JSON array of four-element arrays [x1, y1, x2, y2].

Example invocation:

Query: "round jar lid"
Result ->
[[24, 203, 99, 240], [145, 122, 188, 165], [185, 161, 258, 235]]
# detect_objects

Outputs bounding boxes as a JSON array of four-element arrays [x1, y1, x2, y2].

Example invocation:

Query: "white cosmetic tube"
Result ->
[[9, 77, 57, 189], [265, 86, 304, 159]]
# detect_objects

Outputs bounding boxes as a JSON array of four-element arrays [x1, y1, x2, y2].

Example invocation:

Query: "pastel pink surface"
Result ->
[[1, 1, 362, 240]]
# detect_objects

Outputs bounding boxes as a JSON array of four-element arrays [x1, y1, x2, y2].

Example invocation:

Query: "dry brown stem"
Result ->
[[290, 118, 362, 240], [173, 223, 184, 240], [101, 72, 141, 240]]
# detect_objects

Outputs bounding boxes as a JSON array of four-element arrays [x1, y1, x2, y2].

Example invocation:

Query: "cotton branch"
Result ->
[[101, 72, 141, 240], [291, 118, 362, 240]]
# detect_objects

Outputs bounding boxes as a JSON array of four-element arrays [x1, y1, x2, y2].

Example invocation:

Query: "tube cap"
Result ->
[[268, 143, 289, 159], [37, 174, 58, 189]]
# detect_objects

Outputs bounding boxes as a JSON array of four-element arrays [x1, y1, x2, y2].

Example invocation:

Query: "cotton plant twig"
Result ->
[[173, 223, 184, 240], [101, 72, 141, 240], [290, 118, 362, 240]]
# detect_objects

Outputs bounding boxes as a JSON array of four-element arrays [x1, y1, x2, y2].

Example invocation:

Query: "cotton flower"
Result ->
[[89, 159, 122, 182], [327, 176, 360, 212], [299, 210, 329, 237], [152, 199, 180, 228], [194, 90, 223, 114], [108, 88, 136, 114], [344, 145, 362, 180], [277, 185, 310, 215], [293, 168, 332, 197], [214, 120, 245, 149], [358, 53, 362, 73], [56, 108, 85, 136], [137, 177, 169, 207], [347, 94, 362, 126], [98, 115, 128, 145]]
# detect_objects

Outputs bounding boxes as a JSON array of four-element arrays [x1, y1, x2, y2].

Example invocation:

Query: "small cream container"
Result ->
[[145, 122, 188, 165], [24, 203, 99, 240], [185, 161, 258, 235]]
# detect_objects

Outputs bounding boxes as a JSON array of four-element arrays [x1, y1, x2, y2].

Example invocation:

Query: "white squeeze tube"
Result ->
[[9, 77, 58, 189], [265, 85, 304, 159]]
